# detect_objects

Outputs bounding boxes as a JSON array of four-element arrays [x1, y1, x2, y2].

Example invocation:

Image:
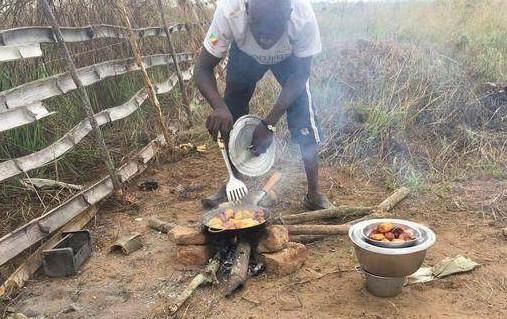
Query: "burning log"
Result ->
[[224, 239, 252, 296]]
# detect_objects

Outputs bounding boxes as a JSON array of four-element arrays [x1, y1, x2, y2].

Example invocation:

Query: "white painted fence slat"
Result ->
[[0, 24, 194, 46], [0, 52, 193, 113], [0, 67, 193, 182], [0, 23, 203, 62], [0, 44, 43, 62], [0, 102, 55, 131], [0, 133, 167, 267]]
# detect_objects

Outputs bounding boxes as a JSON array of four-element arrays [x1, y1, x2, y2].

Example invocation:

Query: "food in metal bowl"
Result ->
[[349, 219, 437, 277], [208, 207, 266, 230], [368, 223, 417, 242]]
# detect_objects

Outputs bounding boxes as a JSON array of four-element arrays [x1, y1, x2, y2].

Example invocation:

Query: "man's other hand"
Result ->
[[206, 107, 233, 139], [251, 122, 273, 156]]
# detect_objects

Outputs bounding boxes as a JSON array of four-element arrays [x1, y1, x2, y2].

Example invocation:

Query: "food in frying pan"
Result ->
[[368, 223, 417, 242], [208, 207, 266, 230]]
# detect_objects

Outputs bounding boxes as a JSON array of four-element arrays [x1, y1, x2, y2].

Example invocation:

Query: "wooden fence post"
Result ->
[[118, 1, 172, 151], [40, 0, 122, 193], [156, 0, 192, 127]]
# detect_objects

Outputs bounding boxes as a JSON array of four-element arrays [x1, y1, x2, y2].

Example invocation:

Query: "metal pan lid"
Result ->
[[228, 115, 276, 177]]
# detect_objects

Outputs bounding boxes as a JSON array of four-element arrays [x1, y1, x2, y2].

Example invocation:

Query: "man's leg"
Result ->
[[202, 43, 268, 209], [300, 142, 320, 198], [271, 58, 333, 210]]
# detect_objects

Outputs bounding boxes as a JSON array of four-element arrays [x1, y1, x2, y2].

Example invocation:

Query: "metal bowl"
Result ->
[[349, 219, 436, 277], [228, 115, 276, 177], [361, 222, 422, 248], [358, 267, 406, 298]]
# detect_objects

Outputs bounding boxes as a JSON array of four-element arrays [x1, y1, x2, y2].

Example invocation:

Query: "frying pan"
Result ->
[[200, 172, 281, 234], [201, 204, 271, 234]]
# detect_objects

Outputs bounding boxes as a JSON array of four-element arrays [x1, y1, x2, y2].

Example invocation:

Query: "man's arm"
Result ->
[[265, 56, 312, 126], [195, 49, 233, 138]]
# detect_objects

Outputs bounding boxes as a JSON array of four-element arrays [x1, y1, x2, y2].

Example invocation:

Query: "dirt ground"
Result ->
[[10, 148, 507, 319]]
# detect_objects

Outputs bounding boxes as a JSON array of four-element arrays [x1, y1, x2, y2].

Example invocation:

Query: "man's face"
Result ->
[[247, 2, 291, 50]]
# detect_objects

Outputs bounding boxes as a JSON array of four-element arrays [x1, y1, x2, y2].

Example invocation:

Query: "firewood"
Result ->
[[286, 224, 350, 235], [278, 187, 410, 225], [225, 240, 252, 296], [377, 187, 410, 211], [147, 217, 175, 233], [169, 254, 220, 314], [289, 235, 327, 244], [279, 206, 374, 225]]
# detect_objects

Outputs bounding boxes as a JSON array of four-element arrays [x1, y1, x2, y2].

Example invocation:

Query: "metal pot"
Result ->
[[357, 267, 406, 298], [349, 219, 436, 277]]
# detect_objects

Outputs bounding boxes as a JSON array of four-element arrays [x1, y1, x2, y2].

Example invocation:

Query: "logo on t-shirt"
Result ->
[[209, 33, 219, 46]]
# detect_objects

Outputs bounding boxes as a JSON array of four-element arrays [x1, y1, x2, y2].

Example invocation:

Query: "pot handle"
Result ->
[[207, 226, 226, 233], [262, 171, 282, 193]]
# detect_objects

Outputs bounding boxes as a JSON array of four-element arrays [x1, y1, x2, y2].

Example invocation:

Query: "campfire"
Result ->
[[156, 171, 411, 315]]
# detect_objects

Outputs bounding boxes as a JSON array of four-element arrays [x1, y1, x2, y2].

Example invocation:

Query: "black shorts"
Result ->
[[224, 43, 322, 145]]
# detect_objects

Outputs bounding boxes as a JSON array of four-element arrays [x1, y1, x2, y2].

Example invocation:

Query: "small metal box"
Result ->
[[42, 230, 92, 277]]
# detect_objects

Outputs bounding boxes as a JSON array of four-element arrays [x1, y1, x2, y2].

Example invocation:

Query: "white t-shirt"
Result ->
[[203, 0, 322, 65]]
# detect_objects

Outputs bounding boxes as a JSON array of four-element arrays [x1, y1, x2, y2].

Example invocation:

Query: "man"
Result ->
[[196, 0, 332, 210]]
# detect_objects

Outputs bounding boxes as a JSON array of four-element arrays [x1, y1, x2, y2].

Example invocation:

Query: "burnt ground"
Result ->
[[8, 148, 507, 319]]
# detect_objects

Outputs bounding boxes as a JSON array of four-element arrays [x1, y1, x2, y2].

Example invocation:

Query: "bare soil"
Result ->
[[10, 149, 507, 319]]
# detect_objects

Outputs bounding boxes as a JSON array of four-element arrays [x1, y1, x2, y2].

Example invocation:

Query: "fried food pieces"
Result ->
[[368, 223, 417, 243], [207, 207, 266, 230]]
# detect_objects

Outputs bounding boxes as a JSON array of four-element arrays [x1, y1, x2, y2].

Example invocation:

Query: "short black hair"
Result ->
[[247, 0, 292, 28]]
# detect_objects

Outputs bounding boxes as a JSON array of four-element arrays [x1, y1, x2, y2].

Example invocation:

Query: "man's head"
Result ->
[[247, 0, 292, 49]]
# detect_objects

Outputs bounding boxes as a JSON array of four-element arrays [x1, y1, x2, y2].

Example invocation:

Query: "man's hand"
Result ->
[[196, 49, 233, 139], [206, 107, 233, 139], [251, 122, 273, 156]]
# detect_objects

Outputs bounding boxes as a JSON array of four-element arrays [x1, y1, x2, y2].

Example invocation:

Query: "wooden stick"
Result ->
[[289, 235, 327, 244], [378, 187, 410, 211], [156, 0, 192, 126], [0, 207, 97, 298], [225, 240, 252, 297], [119, 1, 171, 150], [279, 206, 374, 225], [40, 0, 121, 192], [147, 217, 175, 233], [285, 188, 411, 238], [289, 216, 371, 239], [286, 224, 349, 236], [169, 254, 220, 314], [279, 187, 411, 225]]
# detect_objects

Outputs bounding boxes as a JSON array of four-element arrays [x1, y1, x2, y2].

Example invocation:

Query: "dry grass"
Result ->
[[0, 0, 210, 236], [1, 0, 506, 234], [308, 0, 507, 188]]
